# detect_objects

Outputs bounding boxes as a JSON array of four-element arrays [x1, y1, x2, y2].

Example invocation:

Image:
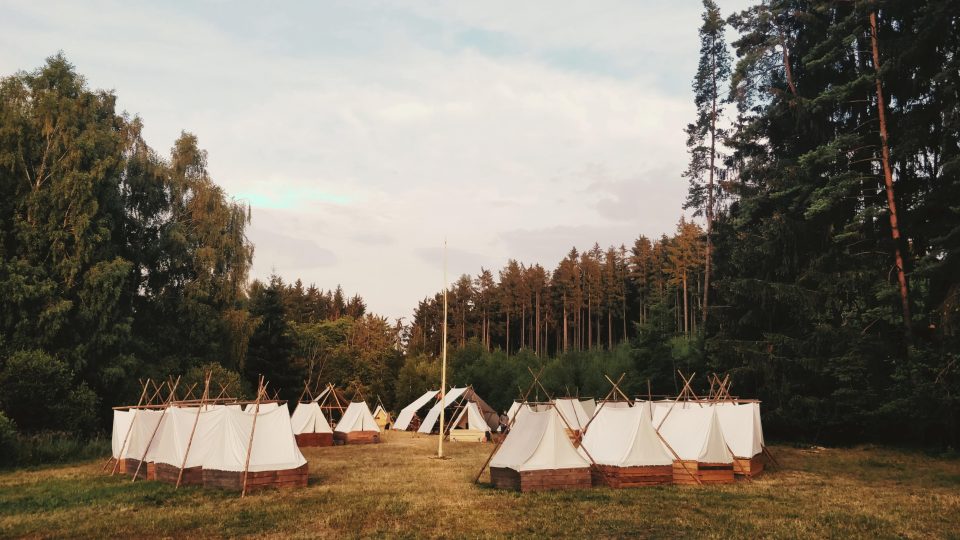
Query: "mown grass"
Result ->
[[0, 432, 958, 539]]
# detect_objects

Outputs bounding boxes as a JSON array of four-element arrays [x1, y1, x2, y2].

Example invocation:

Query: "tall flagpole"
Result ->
[[438, 239, 448, 458]]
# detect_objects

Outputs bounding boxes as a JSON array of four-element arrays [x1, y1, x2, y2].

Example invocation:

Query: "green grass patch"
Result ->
[[0, 435, 957, 538]]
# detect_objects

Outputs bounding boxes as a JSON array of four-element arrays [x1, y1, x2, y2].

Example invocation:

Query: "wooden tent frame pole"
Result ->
[[473, 368, 543, 483], [241, 376, 265, 497], [176, 372, 211, 489], [580, 373, 625, 434], [657, 371, 696, 431], [132, 376, 180, 482], [106, 379, 149, 474]]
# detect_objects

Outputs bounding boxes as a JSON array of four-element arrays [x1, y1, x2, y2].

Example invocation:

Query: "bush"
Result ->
[[0, 412, 20, 467], [14, 432, 109, 466], [0, 349, 99, 433]]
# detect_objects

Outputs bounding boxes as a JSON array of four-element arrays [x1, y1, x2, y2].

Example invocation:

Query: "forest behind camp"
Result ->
[[0, 0, 958, 465]]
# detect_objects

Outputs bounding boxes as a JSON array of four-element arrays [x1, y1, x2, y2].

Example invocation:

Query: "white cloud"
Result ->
[[0, 0, 752, 320]]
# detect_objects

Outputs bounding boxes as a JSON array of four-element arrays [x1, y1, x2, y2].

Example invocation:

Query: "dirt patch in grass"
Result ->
[[0, 434, 957, 538]]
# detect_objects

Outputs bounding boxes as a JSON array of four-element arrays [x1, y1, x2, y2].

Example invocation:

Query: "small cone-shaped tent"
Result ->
[[334, 402, 381, 444], [489, 407, 591, 492], [393, 390, 438, 431], [291, 402, 334, 447]]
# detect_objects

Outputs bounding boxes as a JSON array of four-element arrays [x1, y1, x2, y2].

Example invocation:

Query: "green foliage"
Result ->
[[0, 412, 19, 467], [0, 350, 97, 434]]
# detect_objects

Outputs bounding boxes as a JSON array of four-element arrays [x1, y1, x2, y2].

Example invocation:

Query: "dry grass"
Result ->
[[0, 432, 958, 539]]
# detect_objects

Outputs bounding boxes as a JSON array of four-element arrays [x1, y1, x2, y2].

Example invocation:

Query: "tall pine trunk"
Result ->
[[870, 10, 911, 334]]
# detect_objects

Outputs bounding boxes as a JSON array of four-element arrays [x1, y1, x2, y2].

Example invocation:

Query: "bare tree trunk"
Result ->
[[703, 44, 717, 327], [563, 301, 568, 353], [683, 271, 689, 336], [870, 11, 912, 334]]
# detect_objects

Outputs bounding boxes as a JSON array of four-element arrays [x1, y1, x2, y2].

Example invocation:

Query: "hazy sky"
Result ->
[[1, 0, 753, 321]]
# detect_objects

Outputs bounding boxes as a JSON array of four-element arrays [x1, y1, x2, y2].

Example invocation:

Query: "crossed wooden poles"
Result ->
[[106, 373, 285, 496]]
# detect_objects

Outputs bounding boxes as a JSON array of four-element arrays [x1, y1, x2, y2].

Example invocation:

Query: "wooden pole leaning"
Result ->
[[132, 376, 181, 482], [176, 372, 211, 489], [473, 367, 544, 484], [106, 380, 150, 474], [241, 376, 266, 497]]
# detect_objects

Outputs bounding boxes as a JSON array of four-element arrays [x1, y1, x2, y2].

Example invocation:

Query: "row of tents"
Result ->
[[479, 373, 772, 492], [109, 377, 389, 494]]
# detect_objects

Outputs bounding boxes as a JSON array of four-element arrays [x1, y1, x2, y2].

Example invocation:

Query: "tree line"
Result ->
[[406, 218, 708, 358], [1, 0, 958, 453]]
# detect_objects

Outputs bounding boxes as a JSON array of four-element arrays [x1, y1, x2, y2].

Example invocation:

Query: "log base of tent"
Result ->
[[590, 464, 673, 488], [202, 464, 309, 492], [153, 463, 203, 485], [490, 467, 591, 493], [672, 460, 735, 485], [334, 431, 380, 445], [118, 458, 150, 479], [734, 454, 765, 477], [449, 429, 487, 443], [295, 433, 334, 447]]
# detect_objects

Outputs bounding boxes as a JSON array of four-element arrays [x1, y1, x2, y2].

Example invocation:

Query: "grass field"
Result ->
[[1, 432, 958, 539]]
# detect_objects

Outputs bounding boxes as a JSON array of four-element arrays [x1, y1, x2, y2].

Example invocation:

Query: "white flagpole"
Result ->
[[438, 239, 448, 458]]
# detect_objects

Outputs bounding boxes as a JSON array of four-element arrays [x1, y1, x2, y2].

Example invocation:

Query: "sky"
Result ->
[[0, 0, 754, 321]]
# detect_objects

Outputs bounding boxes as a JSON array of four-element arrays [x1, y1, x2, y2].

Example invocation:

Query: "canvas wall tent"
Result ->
[[113, 408, 165, 478], [145, 405, 224, 485], [334, 401, 381, 444], [417, 387, 498, 435], [656, 405, 734, 484], [488, 407, 592, 492], [714, 402, 765, 476], [449, 402, 490, 442], [579, 403, 674, 487], [201, 404, 309, 492], [393, 390, 439, 431], [290, 401, 334, 447]]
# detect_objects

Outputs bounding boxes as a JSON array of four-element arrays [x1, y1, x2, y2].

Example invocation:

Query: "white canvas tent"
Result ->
[[451, 401, 490, 431], [290, 402, 333, 435], [490, 408, 590, 472], [203, 406, 307, 473], [417, 387, 468, 434], [336, 401, 380, 433], [393, 389, 439, 431], [580, 403, 673, 467], [714, 402, 764, 458], [111, 409, 135, 460], [656, 405, 733, 464]]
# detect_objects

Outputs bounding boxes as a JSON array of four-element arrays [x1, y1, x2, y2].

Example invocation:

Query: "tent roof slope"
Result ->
[[393, 390, 439, 430], [490, 408, 589, 472], [291, 401, 333, 434], [452, 401, 490, 432], [335, 401, 380, 433], [580, 403, 673, 467]]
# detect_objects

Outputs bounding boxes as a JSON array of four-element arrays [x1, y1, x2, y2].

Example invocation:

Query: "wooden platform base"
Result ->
[[491, 467, 591, 492], [202, 464, 309, 492], [672, 460, 735, 485], [734, 454, 765, 477], [591, 464, 673, 487], [449, 429, 487, 443], [154, 463, 203, 485], [118, 458, 150, 479], [334, 431, 380, 444], [295, 432, 334, 447]]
